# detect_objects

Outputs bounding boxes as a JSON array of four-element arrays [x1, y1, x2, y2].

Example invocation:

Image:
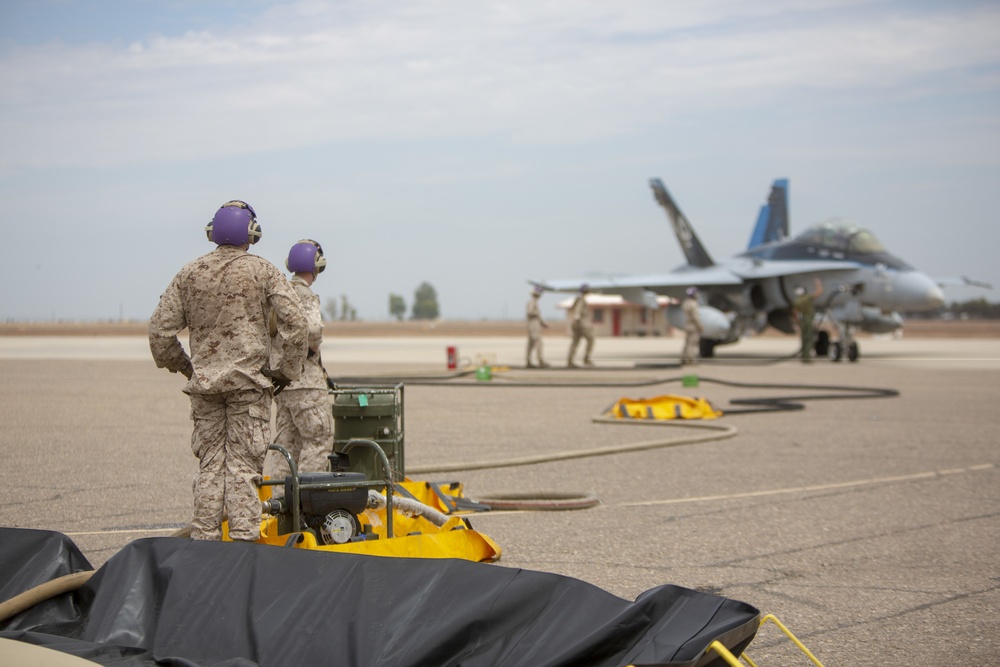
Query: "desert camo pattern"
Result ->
[[149, 244, 308, 541], [266, 389, 334, 494], [526, 295, 547, 366], [189, 390, 272, 540], [264, 276, 333, 491], [148, 245, 307, 393], [567, 293, 594, 364], [681, 294, 704, 365]]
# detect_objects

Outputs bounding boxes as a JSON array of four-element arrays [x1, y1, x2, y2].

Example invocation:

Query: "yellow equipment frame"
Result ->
[[703, 614, 826, 667]]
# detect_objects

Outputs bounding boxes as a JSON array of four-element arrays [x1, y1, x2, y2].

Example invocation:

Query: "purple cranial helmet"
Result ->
[[286, 239, 327, 275], [205, 200, 261, 246]]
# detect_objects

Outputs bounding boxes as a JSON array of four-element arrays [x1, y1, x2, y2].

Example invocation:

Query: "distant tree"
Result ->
[[947, 297, 1000, 319], [338, 294, 358, 321], [389, 293, 407, 321], [411, 281, 440, 320], [903, 297, 1000, 320], [323, 299, 338, 322]]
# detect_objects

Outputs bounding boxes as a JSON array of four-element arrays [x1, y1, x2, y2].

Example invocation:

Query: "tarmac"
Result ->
[[2, 332, 998, 665]]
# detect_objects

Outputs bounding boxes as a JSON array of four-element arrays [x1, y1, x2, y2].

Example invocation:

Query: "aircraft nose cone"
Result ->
[[895, 272, 945, 311], [927, 284, 945, 309]]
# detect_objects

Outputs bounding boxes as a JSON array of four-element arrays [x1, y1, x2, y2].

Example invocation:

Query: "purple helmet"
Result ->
[[286, 239, 327, 275], [205, 200, 261, 246]]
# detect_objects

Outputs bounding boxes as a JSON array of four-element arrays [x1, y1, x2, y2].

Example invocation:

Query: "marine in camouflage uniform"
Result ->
[[525, 287, 549, 368], [264, 240, 333, 494], [149, 201, 307, 542], [681, 287, 703, 365], [567, 284, 595, 367]]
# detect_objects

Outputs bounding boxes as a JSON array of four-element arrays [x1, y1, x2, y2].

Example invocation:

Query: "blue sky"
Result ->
[[1, 0, 997, 322]]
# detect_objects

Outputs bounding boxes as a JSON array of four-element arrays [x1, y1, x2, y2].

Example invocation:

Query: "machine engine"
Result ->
[[263, 471, 370, 545]]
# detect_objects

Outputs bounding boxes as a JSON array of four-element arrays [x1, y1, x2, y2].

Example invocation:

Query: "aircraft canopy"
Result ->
[[794, 219, 886, 254]]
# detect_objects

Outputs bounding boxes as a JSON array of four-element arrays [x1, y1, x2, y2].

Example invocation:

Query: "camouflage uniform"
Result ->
[[526, 293, 548, 367], [681, 295, 703, 365], [149, 245, 307, 541], [264, 277, 333, 493], [567, 293, 594, 366]]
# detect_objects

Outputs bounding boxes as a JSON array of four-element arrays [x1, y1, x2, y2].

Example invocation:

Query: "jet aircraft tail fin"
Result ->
[[649, 178, 714, 268], [747, 179, 789, 249]]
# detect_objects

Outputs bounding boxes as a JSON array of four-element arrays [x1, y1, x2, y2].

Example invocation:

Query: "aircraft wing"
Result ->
[[532, 265, 744, 296], [726, 258, 865, 280], [935, 276, 992, 289], [534, 259, 863, 296]]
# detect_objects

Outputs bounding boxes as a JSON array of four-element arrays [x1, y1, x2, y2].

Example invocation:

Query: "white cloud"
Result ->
[[2, 1, 998, 171]]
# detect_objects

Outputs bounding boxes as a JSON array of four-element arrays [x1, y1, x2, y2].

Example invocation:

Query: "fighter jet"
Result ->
[[533, 178, 990, 361]]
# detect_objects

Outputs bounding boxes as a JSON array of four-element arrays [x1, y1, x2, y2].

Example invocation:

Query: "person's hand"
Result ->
[[180, 362, 194, 380], [261, 367, 292, 395]]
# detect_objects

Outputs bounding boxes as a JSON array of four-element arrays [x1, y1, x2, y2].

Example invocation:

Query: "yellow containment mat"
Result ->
[[609, 394, 723, 420], [254, 512, 502, 563], [222, 478, 501, 563]]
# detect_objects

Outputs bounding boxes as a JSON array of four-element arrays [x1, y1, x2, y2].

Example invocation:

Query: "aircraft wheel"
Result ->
[[830, 341, 843, 362], [848, 342, 859, 362], [699, 338, 716, 359], [815, 331, 830, 357]]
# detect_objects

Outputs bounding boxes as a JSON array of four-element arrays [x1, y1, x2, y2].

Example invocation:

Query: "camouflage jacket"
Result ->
[[526, 297, 546, 325], [285, 276, 327, 392], [148, 245, 308, 394], [682, 296, 703, 333], [570, 294, 591, 326]]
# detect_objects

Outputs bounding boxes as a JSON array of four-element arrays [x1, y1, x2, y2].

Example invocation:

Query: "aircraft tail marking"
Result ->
[[649, 178, 714, 268], [747, 179, 789, 249]]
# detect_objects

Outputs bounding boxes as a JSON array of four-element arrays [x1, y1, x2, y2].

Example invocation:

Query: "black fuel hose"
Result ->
[[390, 373, 897, 510]]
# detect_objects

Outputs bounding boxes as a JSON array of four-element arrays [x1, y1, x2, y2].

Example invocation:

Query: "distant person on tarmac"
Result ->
[[567, 283, 595, 367], [264, 240, 334, 494], [526, 286, 550, 368], [148, 200, 307, 542], [793, 278, 824, 363], [681, 286, 703, 365]]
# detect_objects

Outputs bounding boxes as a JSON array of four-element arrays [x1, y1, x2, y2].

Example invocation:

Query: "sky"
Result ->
[[1, 0, 998, 323]]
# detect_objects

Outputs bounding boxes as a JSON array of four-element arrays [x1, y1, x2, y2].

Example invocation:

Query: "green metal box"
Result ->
[[331, 384, 404, 482]]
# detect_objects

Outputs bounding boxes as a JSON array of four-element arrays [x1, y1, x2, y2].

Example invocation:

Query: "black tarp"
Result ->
[[0, 528, 759, 666], [0, 527, 93, 634]]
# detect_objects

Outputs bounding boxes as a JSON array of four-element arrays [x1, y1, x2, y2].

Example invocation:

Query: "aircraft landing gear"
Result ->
[[815, 331, 830, 357], [699, 338, 716, 359], [829, 339, 860, 363]]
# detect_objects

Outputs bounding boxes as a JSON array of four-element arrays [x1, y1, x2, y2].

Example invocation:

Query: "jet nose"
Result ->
[[927, 284, 945, 309], [897, 272, 945, 311]]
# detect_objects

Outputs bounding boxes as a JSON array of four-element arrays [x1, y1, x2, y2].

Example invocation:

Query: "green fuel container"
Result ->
[[331, 384, 404, 482]]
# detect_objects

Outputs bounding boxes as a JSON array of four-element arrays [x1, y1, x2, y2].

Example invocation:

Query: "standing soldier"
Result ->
[[567, 283, 595, 367], [149, 200, 307, 542], [681, 286, 703, 365], [526, 286, 550, 368], [793, 278, 824, 363], [264, 240, 334, 493]]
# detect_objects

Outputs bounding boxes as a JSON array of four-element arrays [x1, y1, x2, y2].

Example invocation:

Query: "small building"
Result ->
[[557, 294, 675, 337]]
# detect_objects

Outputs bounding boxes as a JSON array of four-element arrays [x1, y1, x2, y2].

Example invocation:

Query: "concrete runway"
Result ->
[[2, 333, 998, 665]]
